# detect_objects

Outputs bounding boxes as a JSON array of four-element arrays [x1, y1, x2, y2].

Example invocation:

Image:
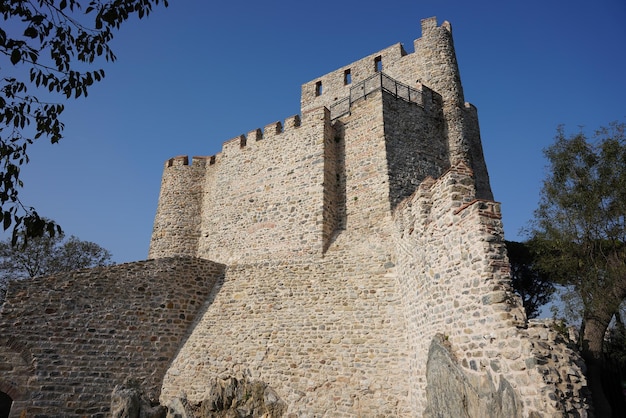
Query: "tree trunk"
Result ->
[[582, 310, 615, 417]]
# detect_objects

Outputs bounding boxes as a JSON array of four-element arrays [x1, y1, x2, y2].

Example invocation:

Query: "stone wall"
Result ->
[[381, 88, 447, 207], [300, 42, 413, 114], [161, 256, 410, 417], [149, 109, 337, 265], [392, 162, 591, 416], [0, 257, 225, 418]]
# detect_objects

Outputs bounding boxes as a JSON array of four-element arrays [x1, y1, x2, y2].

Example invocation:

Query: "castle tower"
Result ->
[[413, 17, 493, 199], [149, 17, 493, 262], [414, 18, 467, 165], [149, 155, 205, 258], [153, 20, 499, 413]]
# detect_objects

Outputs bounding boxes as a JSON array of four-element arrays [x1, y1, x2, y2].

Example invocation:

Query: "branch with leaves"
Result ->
[[0, 0, 168, 245]]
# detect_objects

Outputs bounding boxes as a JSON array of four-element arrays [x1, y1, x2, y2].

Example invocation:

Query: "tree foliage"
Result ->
[[530, 122, 626, 330], [505, 240, 554, 319], [0, 0, 168, 244], [529, 121, 626, 416], [0, 231, 112, 302]]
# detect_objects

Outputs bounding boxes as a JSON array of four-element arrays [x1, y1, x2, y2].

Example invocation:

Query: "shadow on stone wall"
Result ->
[[0, 257, 225, 417]]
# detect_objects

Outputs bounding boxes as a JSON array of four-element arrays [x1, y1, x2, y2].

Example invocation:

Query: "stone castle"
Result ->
[[0, 17, 591, 417]]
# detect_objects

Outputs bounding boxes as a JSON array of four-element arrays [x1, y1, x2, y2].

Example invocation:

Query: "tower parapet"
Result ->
[[149, 155, 205, 259], [413, 17, 492, 198], [414, 17, 464, 105]]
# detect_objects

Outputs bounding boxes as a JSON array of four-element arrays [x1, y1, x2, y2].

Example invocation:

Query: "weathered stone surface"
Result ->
[[0, 257, 224, 417], [165, 397, 195, 418], [164, 377, 285, 418], [111, 382, 141, 418], [424, 334, 521, 418], [111, 378, 167, 418]]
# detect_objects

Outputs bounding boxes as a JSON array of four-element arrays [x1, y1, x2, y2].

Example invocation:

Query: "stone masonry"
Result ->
[[0, 258, 225, 417], [0, 17, 591, 417]]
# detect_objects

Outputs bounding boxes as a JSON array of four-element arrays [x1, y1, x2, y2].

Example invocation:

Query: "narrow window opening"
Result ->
[[0, 391, 12, 418], [315, 81, 323, 96], [344, 69, 352, 85], [374, 56, 382, 72]]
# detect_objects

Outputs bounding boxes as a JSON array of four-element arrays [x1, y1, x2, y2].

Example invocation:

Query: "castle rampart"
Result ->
[[195, 106, 333, 264], [149, 110, 315, 262], [0, 258, 225, 417]]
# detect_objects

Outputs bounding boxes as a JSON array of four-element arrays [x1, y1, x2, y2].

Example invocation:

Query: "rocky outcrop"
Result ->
[[110, 378, 166, 418], [423, 334, 522, 418], [164, 376, 286, 418]]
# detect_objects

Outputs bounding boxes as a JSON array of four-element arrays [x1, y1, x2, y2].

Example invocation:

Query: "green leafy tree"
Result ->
[[0, 0, 168, 244], [529, 122, 626, 416], [505, 240, 555, 319], [0, 232, 112, 302]]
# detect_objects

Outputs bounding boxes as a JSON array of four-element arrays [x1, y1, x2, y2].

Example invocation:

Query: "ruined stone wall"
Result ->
[[0, 258, 225, 418], [392, 162, 590, 416]]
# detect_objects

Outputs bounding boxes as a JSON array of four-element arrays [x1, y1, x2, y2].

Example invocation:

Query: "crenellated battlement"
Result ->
[[301, 17, 457, 114], [165, 155, 190, 167], [225, 114, 303, 152], [165, 114, 307, 171], [421, 15, 450, 34], [163, 154, 215, 168], [222, 134, 247, 154]]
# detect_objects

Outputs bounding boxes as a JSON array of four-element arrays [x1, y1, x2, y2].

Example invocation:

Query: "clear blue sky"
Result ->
[[7, 0, 626, 263]]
